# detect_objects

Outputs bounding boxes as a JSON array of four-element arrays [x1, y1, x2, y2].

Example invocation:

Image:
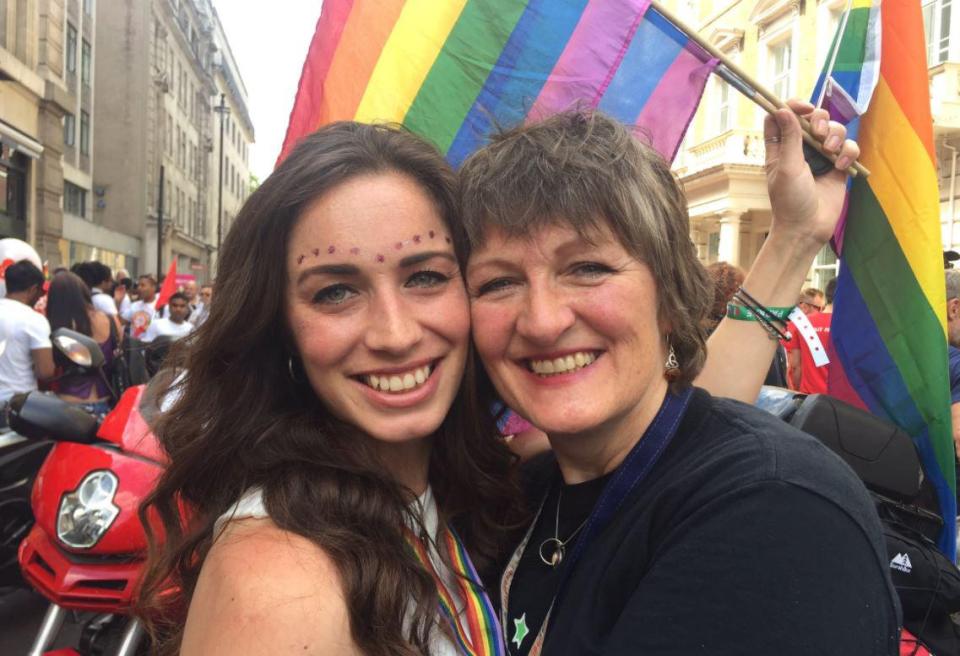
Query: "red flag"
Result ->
[[155, 260, 177, 309]]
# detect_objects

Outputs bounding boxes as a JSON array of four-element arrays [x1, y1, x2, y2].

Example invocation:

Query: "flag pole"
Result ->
[[649, 0, 870, 178]]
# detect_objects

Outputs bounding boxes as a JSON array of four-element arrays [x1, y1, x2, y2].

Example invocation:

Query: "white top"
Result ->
[[142, 317, 193, 343], [0, 298, 52, 404], [217, 486, 460, 655], [123, 299, 157, 338], [118, 293, 131, 317], [91, 289, 118, 316]]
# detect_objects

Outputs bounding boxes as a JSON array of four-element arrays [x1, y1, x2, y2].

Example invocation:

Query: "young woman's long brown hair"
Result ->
[[137, 122, 522, 655]]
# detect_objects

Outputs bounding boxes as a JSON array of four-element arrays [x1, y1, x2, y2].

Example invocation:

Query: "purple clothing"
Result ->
[[58, 333, 115, 400]]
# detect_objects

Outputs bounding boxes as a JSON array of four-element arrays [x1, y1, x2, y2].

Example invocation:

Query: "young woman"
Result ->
[[459, 107, 899, 654], [139, 123, 521, 656], [46, 271, 118, 418]]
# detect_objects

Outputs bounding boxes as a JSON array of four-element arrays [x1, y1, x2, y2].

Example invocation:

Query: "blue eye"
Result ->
[[406, 270, 451, 288], [313, 285, 355, 305], [571, 262, 614, 277], [475, 278, 515, 296]]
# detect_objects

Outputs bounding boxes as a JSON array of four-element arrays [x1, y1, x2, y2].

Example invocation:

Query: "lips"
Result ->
[[361, 363, 434, 394], [526, 351, 601, 377]]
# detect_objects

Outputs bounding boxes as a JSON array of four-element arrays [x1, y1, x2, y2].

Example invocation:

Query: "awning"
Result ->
[[0, 120, 43, 159]]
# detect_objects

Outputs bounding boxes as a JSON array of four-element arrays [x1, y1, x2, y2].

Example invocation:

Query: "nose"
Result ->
[[515, 281, 575, 346], [363, 289, 424, 355]]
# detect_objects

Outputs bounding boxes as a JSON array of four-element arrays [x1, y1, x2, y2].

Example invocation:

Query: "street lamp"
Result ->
[[213, 93, 230, 260]]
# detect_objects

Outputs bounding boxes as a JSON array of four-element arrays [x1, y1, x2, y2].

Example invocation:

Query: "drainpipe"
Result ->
[[945, 143, 958, 249]]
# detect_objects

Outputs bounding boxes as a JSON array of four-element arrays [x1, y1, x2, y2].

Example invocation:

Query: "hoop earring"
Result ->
[[287, 356, 304, 383], [664, 342, 681, 383]]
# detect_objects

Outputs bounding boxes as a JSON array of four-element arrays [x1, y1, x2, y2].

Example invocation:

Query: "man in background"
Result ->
[[786, 278, 835, 394], [192, 283, 213, 326], [797, 287, 825, 316], [143, 292, 194, 342], [0, 262, 54, 421], [944, 269, 960, 455], [123, 274, 159, 339]]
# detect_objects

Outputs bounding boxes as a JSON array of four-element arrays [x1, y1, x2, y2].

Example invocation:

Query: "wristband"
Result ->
[[726, 303, 794, 322]]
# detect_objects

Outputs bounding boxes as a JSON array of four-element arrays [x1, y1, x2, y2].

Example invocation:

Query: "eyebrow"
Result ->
[[398, 250, 457, 267], [295, 251, 457, 285]]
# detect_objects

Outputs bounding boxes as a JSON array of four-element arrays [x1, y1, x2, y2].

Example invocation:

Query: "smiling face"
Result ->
[[467, 221, 670, 440], [285, 172, 470, 444]]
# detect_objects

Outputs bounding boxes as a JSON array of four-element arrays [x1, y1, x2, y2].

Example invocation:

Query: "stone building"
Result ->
[[0, 0, 72, 265], [93, 0, 252, 280], [665, 0, 960, 289]]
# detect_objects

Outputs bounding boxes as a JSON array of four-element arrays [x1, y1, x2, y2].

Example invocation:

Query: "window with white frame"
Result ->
[[64, 182, 87, 219], [64, 113, 76, 147], [66, 24, 77, 74], [81, 40, 91, 86], [80, 111, 90, 156], [812, 245, 839, 292], [769, 39, 792, 99], [716, 79, 732, 133], [924, 0, 953, 65]]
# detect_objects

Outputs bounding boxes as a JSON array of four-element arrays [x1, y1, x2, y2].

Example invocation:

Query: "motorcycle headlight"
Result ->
[[57, 470, 120, 549]]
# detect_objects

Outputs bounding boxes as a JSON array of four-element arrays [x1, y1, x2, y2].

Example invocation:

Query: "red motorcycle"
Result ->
[[7, 329, 168, 656]]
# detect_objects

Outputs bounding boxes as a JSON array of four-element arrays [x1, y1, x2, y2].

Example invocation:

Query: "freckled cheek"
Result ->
[[287, 311, 361, 368], [470, 303, 517, 359]]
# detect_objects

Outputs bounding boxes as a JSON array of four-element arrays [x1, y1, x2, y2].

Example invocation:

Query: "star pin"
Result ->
[[512, 613, 530, 649]]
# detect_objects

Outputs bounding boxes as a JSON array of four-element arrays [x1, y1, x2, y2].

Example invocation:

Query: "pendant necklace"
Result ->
[[538, 488, 588, 568]]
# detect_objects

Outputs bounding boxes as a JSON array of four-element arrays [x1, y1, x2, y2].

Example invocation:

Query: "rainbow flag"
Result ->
[[820, 2, 956, 557], [279, 0, 718, 168]]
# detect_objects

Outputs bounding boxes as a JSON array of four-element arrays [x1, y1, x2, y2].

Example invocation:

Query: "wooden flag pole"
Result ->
[[649, 0, 870, 178]]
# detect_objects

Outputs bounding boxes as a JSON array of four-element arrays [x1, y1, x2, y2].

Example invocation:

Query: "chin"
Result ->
[[358, 412, 446, 444]]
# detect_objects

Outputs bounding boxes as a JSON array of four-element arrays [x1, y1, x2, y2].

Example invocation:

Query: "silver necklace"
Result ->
[[538, 489, 588, 568]]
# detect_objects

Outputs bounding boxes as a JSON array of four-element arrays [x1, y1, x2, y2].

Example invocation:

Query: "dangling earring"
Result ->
[[664, 341, 681, 383], [287, 355, 304, 383]]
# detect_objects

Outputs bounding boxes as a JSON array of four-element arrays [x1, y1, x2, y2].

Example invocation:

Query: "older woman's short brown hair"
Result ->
[[458, 110, 712, 386]]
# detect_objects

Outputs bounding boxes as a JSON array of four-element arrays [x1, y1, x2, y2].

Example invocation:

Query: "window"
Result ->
[[83, 0, 93, 15], [716, 80, 732, 133], [812, 245, 839, 291], [64, 113, 76, 147], [66, 23, 78, 74], [81, 40, 92, 86], [707, 232, 720, 262], [80, 111, 90, 155], [64, 182, 87, 218], [769, 40, 792, 99], [924, 0, 953, 65]]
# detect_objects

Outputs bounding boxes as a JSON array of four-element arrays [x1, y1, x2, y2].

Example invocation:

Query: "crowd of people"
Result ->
[[0, 96, 948, 655], [0, 256, 213, 425]]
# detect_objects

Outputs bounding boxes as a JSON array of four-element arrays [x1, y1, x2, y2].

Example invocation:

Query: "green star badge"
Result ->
[[512, 613, 530, 649]]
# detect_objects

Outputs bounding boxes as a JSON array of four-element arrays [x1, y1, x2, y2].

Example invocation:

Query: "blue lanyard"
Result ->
[[501, 386, 693, 654]]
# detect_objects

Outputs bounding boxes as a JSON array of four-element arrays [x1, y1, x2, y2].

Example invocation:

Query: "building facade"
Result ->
[[92, 0, 252, 281], [0, 0, 72, 265]]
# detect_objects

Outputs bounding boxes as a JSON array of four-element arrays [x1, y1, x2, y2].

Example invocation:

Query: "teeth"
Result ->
[[362, 365, 433, 394], [529, 352, 597, 376]]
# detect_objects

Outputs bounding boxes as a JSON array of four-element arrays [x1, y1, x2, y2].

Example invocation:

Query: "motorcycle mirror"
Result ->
[[52, 328, 104, 369], [6, 391, 99, 443]]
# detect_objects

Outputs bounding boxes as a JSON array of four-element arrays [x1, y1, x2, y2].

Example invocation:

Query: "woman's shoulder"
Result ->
[[181, 518, 359, 655]]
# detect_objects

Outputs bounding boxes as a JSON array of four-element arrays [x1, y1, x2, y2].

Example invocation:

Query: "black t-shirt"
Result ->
[[500, 388, 901, 655]]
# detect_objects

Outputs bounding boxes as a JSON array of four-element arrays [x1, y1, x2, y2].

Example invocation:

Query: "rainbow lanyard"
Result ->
[[403, 525, 507, 656]]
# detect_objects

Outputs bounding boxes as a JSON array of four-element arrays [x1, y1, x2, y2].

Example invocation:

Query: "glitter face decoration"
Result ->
[[296, 235, 452, 265]]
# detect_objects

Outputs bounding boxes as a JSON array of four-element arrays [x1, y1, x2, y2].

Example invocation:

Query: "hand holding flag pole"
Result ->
[[650, 0, 870, 179]]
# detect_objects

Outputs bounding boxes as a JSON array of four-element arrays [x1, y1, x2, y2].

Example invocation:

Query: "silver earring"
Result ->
[[664, 343, 680, 382], [287, 356, 303, 382]]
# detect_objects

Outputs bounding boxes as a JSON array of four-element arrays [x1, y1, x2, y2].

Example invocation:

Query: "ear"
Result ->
[[949, 298, 960, 321]]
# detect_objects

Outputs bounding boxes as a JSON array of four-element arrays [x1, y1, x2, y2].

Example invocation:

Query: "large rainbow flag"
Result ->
[[818, 2, 956, 556], [279, 0, 718, 168]]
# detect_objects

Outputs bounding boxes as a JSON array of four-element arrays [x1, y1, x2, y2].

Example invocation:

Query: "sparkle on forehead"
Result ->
[[312, 248, 320, 256], [429, 230, 436, 239], [413, 234, 422, 243], [350, 247, 360, 255], [327, 245, 336, 254], [296, 254, 305, 265], [395, 242, 403, 250], [376, 254, 385, 263]]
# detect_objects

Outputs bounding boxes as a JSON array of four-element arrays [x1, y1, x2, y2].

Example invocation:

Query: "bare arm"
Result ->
[[787, 348, 801, 391], [31, 348, 55, 382], [697, 100, 859, 402], [181, 519, 360, 656]]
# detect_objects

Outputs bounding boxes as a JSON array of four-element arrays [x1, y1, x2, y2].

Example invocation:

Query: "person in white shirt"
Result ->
[[142, 293, 193, 342], [114, 269, 133, 317], [190, 283, 213, 326], [122, 274, 159, 339], [0, 261, 54, 410]]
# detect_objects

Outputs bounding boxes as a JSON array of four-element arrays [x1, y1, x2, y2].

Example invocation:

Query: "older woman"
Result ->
[[461, 105, 899, 654]]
